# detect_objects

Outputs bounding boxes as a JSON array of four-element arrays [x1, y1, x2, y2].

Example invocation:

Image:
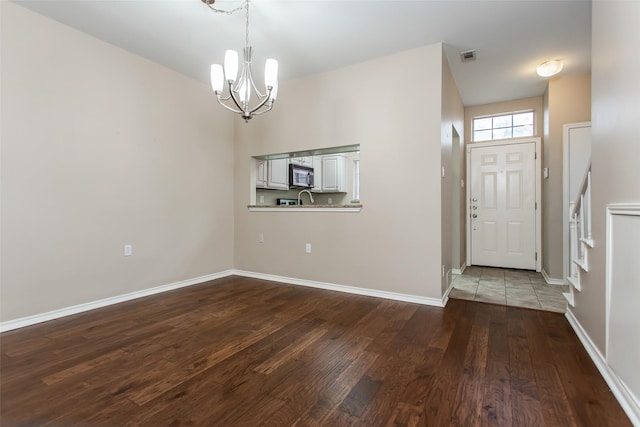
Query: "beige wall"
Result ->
[[234, 43, 463, 300], [1, 3, 234, 321], [543, 74, 591, 280], [575, 1, 640, 353]]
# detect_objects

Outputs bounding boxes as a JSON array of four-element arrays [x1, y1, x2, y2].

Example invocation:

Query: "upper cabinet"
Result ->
[[312, 156, 323, 193], [289, 156, 313, 167], [265, 158, 289, 190], [315, 154, 347, 193], [256, 160, 268, 188]]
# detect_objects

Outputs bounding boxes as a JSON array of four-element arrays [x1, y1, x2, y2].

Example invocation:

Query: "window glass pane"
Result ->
[[473, 111, 535, 142], [493, 127, 512, 140], [474, 117, 492, 131], [513, 112, 534, 126], [474, 129, 492, 142], [493, 115, 512, 129], [513, 124, 534, 138]]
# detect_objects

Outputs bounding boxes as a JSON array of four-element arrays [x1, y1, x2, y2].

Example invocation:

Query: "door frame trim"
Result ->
[[466, 137, 542, 271]]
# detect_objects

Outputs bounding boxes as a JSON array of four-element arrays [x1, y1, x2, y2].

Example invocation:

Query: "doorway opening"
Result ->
[[451, 126, 464, 274], [466, 138, 541, 271]]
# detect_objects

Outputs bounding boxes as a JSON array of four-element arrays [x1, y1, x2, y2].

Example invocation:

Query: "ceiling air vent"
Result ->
[[460, 50, 477, 62]]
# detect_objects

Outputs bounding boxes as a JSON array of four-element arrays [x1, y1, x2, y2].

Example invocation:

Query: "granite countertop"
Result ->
[[247, 204, 362, 212], [248, 204, 362, 208]]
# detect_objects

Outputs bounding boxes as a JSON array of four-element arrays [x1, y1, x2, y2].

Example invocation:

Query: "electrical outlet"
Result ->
[[327, 197, 333, 204], [259, 195, 265, 204], [259, 233, 264, 243], [305, 243, 311, 253], [124, 244, 133, 256]]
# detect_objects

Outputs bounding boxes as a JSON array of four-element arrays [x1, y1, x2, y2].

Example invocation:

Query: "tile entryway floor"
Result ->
[[449, 266, 569, 313]]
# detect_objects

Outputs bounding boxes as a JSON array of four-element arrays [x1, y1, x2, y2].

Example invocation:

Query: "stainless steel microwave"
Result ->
[[289, 164, 314, 188]]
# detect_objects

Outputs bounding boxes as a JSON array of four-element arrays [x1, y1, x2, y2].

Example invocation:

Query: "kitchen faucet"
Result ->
[[297, 189, 314, 205]]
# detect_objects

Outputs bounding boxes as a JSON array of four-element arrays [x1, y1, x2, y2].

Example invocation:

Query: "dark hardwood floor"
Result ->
[[0, 276, 631, 426]]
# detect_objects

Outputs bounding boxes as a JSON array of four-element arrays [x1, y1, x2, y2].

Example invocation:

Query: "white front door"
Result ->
[[470, 142, 537, 270]]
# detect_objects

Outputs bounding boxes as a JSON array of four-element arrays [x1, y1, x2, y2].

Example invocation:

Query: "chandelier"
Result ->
[[203, 0, 278, 122]]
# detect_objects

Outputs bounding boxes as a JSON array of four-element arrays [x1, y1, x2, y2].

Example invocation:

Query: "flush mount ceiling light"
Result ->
[[536, 59, 563, 77], [203, 0, 278, 122]]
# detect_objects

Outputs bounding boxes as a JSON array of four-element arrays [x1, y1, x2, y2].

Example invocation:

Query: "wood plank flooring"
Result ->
[[0, 276, 631, 426]]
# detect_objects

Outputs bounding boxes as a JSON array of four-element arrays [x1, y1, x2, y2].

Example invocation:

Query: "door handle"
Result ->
[[472, 214, 478, 218]]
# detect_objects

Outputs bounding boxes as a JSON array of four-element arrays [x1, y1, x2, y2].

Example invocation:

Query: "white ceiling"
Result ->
[[14, 0, 592, 106]]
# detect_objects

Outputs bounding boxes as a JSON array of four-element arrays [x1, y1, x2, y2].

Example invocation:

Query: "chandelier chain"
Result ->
[[203, 0, 250, 47], [202, 0, 247, 16], [245, 0, 250, 47]]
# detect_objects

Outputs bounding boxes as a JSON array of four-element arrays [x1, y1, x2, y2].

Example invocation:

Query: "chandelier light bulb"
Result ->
[[536, 60, 563, 77], [264, 58, 278, 89], [224, 50, 239, 82], [210, 64, 224, 93], [269, 82, 278, 101], [239, 80, 250, 104]]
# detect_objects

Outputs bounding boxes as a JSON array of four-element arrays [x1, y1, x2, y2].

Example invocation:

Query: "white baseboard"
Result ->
[[441, 280, 456, 306], [0, 270, 235, 333], [565, 309, 640, 426], [542, 269, 566, 285], [1, 270, 447, 333], [233, 270, 446, 308], [452, 263, 466, 275]]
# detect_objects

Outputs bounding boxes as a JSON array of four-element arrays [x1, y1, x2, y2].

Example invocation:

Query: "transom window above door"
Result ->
[[473, 111, 535, 142]]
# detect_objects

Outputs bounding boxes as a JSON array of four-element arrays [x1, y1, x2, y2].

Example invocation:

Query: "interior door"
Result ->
[[470, 142, 536, 269]]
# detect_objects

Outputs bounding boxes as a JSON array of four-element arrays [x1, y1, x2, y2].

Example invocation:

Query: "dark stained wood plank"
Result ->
[[291, 350, 379, 426], [541, 310, 633, 426], [507, 306, 546, 425], [0, 276, 632, 426], [521, 309, 578, 427], [450, 303, 490, 425], [385, 402, 423, 427], [338, 374, 382, 418], [253, 326, 328, 375], [422, 300, 477, 425], [480, 303, 513, 426], [356, 305, 445, 424]]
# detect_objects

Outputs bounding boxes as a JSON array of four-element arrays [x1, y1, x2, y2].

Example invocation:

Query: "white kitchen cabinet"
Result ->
[[319, 155, 347, 193], [312, 156, 323, 192], [289, 156, 313, 167], [266, 158, 290, 190], [256, 159, 267, 188]]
